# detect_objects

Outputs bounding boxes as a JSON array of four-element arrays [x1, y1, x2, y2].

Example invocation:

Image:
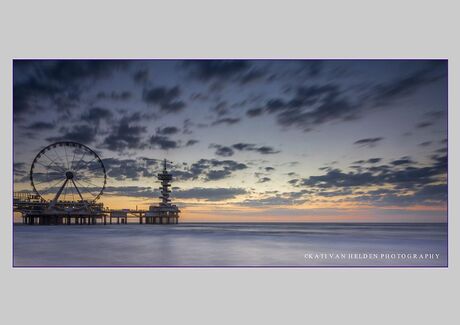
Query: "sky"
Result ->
[[13, 59, 448, 222]]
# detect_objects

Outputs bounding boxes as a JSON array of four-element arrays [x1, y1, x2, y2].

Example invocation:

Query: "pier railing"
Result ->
[[13, 192, 44, 202]]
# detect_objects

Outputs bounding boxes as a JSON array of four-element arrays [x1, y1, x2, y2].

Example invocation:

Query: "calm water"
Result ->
[[13, 223, 447, 267]]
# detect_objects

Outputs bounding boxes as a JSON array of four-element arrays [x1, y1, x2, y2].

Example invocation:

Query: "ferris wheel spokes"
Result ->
[[31, 141, 106, 203]]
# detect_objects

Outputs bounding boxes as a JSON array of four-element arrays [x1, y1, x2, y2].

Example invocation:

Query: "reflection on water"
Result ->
[[13, 223, 447, 267]]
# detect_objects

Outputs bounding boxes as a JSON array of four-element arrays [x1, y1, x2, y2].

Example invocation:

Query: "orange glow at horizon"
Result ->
[[93, 194, 447, 223]]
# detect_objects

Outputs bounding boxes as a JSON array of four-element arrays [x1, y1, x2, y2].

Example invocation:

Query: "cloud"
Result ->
[[300, 154, 446, 193], [171, 170, 196, 182], [232, 143, 280, 155], [156, 126, 180, 135], [301, 60, 323, 77], [212, 101, 229, 116], [14, 162, 28, 181], [211, 117, 241, 126], [418, 141, 432, 147], [96, 91, 132, 101], [248, 61, 446, 132], [238, 189, 310, 207], [435, 147, 447, 154], [13, 60, 129, 117], [353, 137, 383, 148], [142, 86, 185, 113], [206, 170, 232, 180], [102, 116, 147, 151], [14, 162, 26, 173], [261, 84, 359, 132], [41, 60, 128, 83], [184, 60, 268, 87], [182, 118, 195, 134], [289, 153, 447, 207], [104, 185, 247, 202], [351, 183, 447, 207], [133, 69, 149, 84], [26, 121, 55, 130], [302, 169, 377, 189], [209, 144, 234, 157], [208, 142, 281, 158], [257, 177, 271, 183], [104, 157, 160, 181], [174, 187, 247, 201], [149, 135, 179, 150], [81, 107, 113, 125], [369, 62, 445, 106], [353, 158, 382, 164], [238, 69, 266, 84], [316, 189, 352, 197], [246, 107, 263, 117], [416, 121, 433, 128], [288, 179, 299, 186], [390, 156, 414, 166], [201, 159, 248, 181], [149, 128, 195, 150], [185, 139, 199, 146], [47, 124, 96, 144], [367, 158, 382, 164], [184, 60, 250, 81], [14, 77, 65, 116], [173, 159, 248, 182], [102, 185, 156, 198], [411, 183, 447, 202], [256, 146, 280, 155], [425, 110, 446, 120]]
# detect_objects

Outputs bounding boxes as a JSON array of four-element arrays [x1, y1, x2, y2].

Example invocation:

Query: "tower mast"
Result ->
[[158, 159, 172, 206], [145, 159, 180, 224]]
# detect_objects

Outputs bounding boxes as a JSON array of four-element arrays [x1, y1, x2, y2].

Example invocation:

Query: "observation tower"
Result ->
[[145, 159, 180, 224]]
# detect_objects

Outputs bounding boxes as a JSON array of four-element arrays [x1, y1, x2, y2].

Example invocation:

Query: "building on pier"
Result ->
[[13, 191, 106, 225], [145, 159, 180, 224]]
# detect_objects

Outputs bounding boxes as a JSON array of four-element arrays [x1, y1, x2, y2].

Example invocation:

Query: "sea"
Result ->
[[13, 223, 448, 267]]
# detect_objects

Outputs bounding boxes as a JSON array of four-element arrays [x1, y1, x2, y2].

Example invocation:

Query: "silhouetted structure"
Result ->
[[13, 142, 181, 225], [145, 159, 180, 224], [14, 141, 107, 225]]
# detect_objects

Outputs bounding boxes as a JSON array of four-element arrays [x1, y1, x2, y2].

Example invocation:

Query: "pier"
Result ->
[[13, 142, 181, 225], [14, 196, 180, 225]]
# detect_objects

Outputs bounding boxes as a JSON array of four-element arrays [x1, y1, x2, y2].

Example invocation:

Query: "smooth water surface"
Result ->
[[13, 223, 447, 267]]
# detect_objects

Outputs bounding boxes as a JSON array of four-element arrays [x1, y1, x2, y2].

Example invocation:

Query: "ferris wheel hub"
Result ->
[[65, 171, 74, 179]]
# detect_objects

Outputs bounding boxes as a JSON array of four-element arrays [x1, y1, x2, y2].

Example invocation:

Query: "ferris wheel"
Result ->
[[30, 141, 106, 203]]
